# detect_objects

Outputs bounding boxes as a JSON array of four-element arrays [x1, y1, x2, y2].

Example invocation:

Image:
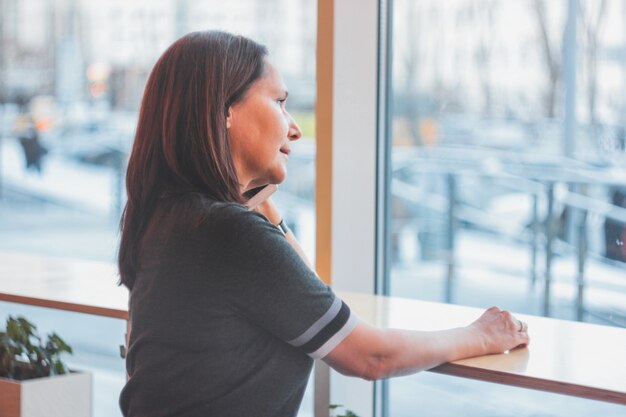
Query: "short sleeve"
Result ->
[[211, 204, 356, 359]]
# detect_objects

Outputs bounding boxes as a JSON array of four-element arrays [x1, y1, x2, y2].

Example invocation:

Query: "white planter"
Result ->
[[0, 371, 92, 417]]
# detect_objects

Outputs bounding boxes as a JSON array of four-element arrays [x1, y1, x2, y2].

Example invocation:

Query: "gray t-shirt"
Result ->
[[119, 194, 356, 417]]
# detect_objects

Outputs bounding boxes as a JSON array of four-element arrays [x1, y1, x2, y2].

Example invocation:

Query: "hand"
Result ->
[[253, 197, 282, 226], [470, 306, 530, 355]]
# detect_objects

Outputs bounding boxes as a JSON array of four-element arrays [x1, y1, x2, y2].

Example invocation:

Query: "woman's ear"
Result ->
[[226, 107, 233, 129]]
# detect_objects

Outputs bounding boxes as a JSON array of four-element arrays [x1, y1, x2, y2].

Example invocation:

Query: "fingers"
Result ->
[[487, 306, 501, 312], [515, 326, 531, 349], [509, 314, 530, 347], [497, 309, 530, 346], [476, 306, 530, 353], [519, 321, 528, 333], [497, 310, 525, 331], [510, 317, 528, 334]]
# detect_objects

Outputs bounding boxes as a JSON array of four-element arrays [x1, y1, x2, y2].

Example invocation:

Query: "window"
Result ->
[[385, 0, 626, 415], [0, 1, 317, 416], [0, 0, 316, 263]]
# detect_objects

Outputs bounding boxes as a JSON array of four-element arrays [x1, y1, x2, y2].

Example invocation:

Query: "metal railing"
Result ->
[[391, 147, 626, 323]]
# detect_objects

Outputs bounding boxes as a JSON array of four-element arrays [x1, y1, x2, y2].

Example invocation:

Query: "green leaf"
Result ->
[[6, 318, 27, 344], [1, 316, 73, 380], [47, 333, 73, 354], [51, 359, 67, 375], [16, 317, 37, 337]]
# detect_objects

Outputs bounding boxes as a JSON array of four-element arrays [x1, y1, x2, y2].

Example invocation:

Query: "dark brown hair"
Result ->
[[118, 31, 268, 289]]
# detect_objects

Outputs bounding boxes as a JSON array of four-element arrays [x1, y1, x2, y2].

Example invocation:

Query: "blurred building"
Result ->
[[0, 0, 316, 111]]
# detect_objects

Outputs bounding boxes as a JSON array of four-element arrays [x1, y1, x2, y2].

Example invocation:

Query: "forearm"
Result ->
[[375, 326, 485, 378], [325, 309, 528, 381]]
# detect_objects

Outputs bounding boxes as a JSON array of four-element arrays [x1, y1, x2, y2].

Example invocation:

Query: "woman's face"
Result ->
[[227, 58, 302, 192]]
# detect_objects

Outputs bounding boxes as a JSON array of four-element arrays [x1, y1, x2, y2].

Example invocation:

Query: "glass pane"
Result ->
[[389, 372, 626, 417], [0, 0, 316, 262], [0, 1, 316, 416], [388, 0, 626, 415]]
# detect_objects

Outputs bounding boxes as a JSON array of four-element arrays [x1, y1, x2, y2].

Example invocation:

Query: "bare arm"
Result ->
[[253, 197, 530, 381], [325, 307, 529, 381]]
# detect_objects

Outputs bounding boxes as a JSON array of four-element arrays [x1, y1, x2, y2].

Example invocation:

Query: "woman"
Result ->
[[118, 31, 529, 417]]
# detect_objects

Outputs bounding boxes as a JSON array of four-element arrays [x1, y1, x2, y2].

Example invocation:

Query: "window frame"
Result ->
[[314, 0, 389, 416]]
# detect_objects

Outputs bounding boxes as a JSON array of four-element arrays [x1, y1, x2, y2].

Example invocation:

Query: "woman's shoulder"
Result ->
[[158, 192, 268, 233]]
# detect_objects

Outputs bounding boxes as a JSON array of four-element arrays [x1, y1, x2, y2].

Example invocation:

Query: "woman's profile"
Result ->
[[118, 31, 529, 417]]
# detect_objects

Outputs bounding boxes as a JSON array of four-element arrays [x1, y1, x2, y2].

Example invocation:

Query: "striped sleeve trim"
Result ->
[[287, 298, 356, 359], [288, 296, 342, 347], [308, 312, 356, 359]]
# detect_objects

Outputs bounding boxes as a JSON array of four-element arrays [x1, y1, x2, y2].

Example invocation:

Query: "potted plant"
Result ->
[[0, 316, 92, 417]]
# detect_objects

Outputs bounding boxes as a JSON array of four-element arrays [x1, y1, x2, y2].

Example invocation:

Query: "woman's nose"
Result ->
[[288, 114, 302, 141]]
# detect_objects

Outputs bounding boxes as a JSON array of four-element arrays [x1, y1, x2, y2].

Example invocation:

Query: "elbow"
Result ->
[[361, 369, 381, 382], [359, 355, 388, 381], [329, 354, 387, 381], [324, 324, 396, 381]]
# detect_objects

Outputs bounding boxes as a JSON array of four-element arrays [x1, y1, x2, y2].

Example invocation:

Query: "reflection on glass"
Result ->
[[388, 1, 626, 416]]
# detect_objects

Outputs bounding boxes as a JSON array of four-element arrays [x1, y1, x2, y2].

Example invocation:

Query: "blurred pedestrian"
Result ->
[[18, 118, 47, 174]]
